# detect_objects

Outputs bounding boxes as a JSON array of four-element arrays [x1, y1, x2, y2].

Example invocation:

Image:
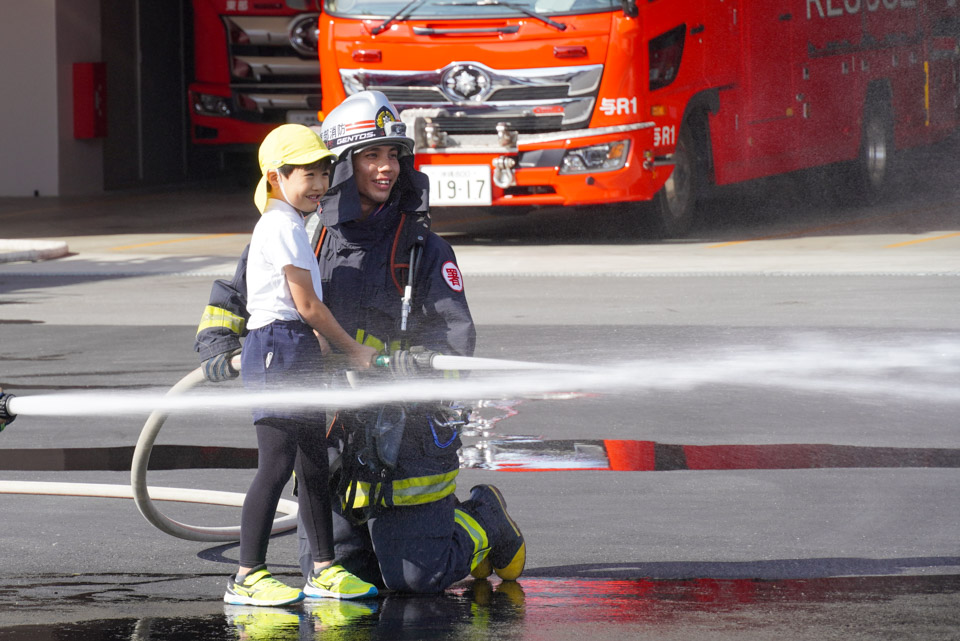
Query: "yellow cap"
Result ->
[[254, 124, 336, 213]]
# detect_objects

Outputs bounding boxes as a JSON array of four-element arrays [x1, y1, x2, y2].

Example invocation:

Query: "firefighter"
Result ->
[[195, 91, 525, 593]]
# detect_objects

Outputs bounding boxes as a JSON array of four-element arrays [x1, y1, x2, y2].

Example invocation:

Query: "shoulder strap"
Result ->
[[390, 212, 428, 295], [313, 225, 327, 259]]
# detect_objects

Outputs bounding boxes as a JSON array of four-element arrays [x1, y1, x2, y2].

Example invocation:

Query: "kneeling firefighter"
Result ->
[[194, 91, 525, 592]]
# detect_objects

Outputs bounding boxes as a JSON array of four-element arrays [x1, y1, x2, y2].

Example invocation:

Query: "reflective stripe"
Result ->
[[344, 470, 458, 508], [345, 481, 375, 509], [455, 508, 490, 571], [391, 470, 458, 505], [354, 329, 410, 355], [359, 330, 385, 352], [197, 305, 246, 336]]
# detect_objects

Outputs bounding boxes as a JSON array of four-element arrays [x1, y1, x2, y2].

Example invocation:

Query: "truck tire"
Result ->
[[854, 98, 895, 201], [653, 122, 702, 237]]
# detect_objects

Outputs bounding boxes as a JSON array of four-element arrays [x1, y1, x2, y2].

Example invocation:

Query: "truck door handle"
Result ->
[[690, 24, 705, 35], [779, 13, 792, 20]]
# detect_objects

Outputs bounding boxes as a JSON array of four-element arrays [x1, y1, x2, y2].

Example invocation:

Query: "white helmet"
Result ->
[[319, 91, 415, 160]]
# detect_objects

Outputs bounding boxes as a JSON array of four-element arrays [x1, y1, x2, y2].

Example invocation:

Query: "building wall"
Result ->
[[0, 1, 62, 196], [0, 0, 186, 196]]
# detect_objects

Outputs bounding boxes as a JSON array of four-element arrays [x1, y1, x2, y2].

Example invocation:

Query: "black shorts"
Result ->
[[241, 319, 325, 424]]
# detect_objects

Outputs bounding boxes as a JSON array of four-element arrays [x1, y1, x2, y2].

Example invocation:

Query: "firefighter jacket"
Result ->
[[194, 154, 476, 511]]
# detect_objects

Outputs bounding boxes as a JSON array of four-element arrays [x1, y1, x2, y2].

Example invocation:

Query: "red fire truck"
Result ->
[[190, 0, 960, 235], [188, 0, 324, 149]]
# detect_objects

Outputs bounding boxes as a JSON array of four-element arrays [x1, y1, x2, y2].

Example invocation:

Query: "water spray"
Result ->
[[3, 339, 960, 542], [0, 350, 578, 543]]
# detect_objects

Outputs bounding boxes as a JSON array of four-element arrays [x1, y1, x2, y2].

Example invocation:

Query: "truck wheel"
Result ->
[[653, 122, 702, 237], [855, 99, 895, 201]]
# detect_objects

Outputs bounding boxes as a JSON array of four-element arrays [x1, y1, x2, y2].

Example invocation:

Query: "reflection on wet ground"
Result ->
[[462, 438, 960, 471], [0, 575, 960, 641], [4, 440, 958, 472], [1, 575, 957, 640], [4, 401, 958, 640]]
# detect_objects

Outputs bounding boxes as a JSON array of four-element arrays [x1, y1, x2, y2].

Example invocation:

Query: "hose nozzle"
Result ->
[[376, 348, 439, 377], [0, 388, 17, 432]]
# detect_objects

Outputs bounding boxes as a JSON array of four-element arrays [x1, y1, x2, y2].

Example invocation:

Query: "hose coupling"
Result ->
[[383, 348, 440, 377], [0, 388, 16, 432]]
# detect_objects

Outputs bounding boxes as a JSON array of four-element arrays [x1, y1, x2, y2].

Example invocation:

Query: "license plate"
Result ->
[[286, 110, 321, 126], [420, 165, 492, 206]]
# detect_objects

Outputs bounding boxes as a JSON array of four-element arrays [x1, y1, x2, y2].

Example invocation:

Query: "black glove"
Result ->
[[202, 349, 241, 382]]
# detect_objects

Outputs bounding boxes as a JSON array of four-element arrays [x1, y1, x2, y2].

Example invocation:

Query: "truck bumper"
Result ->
[[407, 119, 673, 208]]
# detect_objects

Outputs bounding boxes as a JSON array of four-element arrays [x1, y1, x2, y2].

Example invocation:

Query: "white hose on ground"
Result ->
[[130, 358, 298, 542], [1, 356, 299, 543]]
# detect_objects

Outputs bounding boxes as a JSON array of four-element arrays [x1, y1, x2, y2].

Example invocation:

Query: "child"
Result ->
[[225, 124, 379, 607]]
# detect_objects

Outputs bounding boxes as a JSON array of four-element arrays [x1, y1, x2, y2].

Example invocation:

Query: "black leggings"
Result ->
[[239, 418, 333, 569]]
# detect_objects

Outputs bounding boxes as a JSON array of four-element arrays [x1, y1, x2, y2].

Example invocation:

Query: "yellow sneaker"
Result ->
[[304, 564, 378, 600], [223, 568, 305, 606]]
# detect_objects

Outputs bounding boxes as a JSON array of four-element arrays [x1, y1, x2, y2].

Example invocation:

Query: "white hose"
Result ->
[[1, 358, 299, 543], [130, 360, 298, 542], [429, 353, 578, 371]]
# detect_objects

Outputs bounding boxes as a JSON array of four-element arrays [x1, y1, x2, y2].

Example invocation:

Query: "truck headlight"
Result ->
[[558, 140, 629, 174], [192, 93, 232, 118], [288, 14, 320, 57]]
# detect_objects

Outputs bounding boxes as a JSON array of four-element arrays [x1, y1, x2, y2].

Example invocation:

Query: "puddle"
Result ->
[[4, 440, 957, 473], [0, 575, 956, 640], [461, 439, 960, 471]]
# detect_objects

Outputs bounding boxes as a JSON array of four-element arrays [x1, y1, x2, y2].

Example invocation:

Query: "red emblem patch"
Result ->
[[441, 261, 464, 292]]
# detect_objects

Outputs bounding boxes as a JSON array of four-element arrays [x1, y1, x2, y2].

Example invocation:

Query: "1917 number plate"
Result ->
[[420, 165, 492, 206]]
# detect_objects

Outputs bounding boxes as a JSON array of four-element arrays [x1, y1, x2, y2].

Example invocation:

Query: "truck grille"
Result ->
[[343, 61, 602, 135], [223, 15, 321, 123]]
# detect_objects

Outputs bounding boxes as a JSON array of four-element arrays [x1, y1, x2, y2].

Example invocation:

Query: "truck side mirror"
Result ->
[[622, 0, 638, 18]]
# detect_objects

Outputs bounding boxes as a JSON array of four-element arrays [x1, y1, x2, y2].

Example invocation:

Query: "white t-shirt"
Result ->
[[246, 199, 323, 331]]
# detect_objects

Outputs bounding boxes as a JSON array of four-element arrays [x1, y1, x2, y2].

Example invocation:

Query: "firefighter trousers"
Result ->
[[298, 493, 488, 593]]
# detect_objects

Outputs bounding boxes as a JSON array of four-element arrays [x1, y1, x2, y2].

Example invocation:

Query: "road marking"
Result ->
[[109, 233, 242, 251], [885, 232, 960, 249]]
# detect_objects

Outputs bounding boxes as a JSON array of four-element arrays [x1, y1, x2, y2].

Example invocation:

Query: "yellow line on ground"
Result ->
[[884, 232, 960, 249], [109, 233, 242, 251]]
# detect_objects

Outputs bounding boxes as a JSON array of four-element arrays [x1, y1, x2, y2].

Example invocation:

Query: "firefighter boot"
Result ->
[[471, 554, 493, 580], [467, 485, 525, 581]]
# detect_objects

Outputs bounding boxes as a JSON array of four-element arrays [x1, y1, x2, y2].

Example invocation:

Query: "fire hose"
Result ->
[[0, 350, 557, 542], [0, 364, 299, 543]]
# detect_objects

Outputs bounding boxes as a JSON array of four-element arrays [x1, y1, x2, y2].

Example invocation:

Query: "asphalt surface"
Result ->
[[0, 145, 958, 640]]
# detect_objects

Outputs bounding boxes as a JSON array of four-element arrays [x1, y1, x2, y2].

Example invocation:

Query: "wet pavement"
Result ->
[[1, 146, 960, 639], [2, 575, 958, 640]]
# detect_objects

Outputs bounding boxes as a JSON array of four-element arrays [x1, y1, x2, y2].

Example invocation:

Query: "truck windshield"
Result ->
[[325, 0, 618, 19], [439, 0, 567, 30]]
